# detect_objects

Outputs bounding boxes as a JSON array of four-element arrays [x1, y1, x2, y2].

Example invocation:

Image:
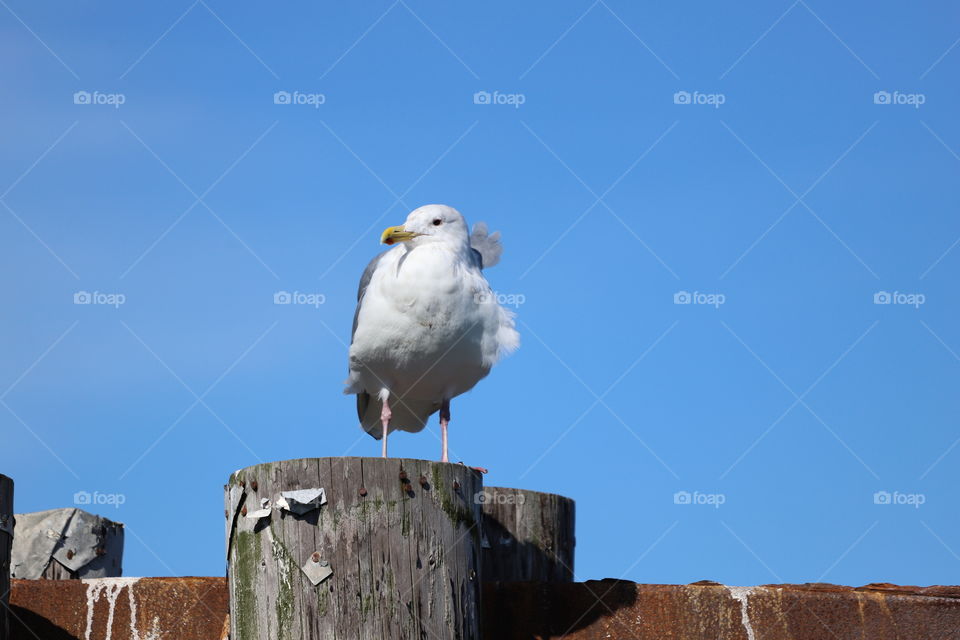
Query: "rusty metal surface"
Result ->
[[482, 580, 960, 640], [9, 577, 959, 639], [9, 577, 228, 640]]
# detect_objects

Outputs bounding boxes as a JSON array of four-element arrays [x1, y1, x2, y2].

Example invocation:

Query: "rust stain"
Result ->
[[9, 577, 228, 640], [483, 581, 960, 640], [8, 577, 960, 639]]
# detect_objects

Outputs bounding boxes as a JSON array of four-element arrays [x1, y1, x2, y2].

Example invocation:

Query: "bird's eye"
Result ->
[[432, 219, 442, 226]]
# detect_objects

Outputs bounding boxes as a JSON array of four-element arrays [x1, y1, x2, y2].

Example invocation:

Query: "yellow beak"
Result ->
[[381, 225, 421, 245]]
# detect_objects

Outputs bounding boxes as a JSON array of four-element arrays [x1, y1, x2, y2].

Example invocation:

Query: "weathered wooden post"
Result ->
[[226, 457, 483, 640], [479, 486, 575, 582], [0, 475, 13, 640]]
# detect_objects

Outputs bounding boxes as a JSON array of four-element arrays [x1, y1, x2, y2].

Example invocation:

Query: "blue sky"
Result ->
[[1, 1, 959, 587]]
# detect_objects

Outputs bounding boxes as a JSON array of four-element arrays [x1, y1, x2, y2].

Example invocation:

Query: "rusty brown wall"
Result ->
[[483, 580, 960, 640], [9, 578, 228, 640], [9, 577, 960, 639]]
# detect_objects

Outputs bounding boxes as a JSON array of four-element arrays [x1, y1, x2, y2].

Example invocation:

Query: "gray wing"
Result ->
[[352, 249, 389, 343], [468, 222, 502, 269], [352, 249, 389, 422]]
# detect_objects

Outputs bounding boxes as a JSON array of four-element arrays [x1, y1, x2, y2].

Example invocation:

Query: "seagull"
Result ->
[[344, 204, 519, 464]]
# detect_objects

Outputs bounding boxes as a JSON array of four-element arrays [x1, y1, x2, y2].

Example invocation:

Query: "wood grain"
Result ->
[[480, 486, 575, 583], [226, 458, 483, 640]]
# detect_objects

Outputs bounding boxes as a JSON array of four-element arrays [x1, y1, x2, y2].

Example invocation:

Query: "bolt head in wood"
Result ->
[[250, 480, 258, 491], [359, 488, 368, 497], [241, 506, 248, 517], [399, 470, 408, 482], [311, 552, 321, 563], [419, 475, 428, 488]]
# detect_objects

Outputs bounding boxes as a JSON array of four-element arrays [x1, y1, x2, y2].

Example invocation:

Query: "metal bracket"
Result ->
[[301, 554, 333, 586], [276, 488, 327, 515]]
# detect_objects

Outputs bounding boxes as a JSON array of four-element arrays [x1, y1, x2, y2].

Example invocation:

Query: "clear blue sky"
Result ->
[[2, 1, 958, 587]]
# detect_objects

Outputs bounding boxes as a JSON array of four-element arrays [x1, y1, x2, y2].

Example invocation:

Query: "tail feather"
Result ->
[[469, 222, 503, 269]]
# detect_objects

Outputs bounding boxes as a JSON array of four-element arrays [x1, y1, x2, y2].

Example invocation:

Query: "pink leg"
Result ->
[[380, 393, 392, 458], [440, 399, 450, 463], [439, 400, 488, 473]]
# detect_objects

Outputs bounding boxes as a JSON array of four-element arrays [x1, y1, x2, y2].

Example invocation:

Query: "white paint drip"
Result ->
[[727, 586, 756, 640], [143, 616, 163, 640], [82, 578, 143, 640]]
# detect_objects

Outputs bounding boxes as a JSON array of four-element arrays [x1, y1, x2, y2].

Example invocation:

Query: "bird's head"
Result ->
[[381, 204, 469, 249]]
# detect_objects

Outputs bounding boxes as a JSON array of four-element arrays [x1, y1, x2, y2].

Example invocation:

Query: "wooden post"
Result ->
[[225, 457, 483, 640], [479, 486, 575, 583], [0, 475, 13, 640]]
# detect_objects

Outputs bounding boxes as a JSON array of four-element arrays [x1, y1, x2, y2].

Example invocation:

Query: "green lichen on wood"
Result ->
[[385, 569, 399, 620], [232, 530, 260, 640], [270, 530, 298, 638], [361, 592, 375, 617], [316, 584, 330, 617], [431, 465, 476, 530], [330, 504, 343, 529]]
